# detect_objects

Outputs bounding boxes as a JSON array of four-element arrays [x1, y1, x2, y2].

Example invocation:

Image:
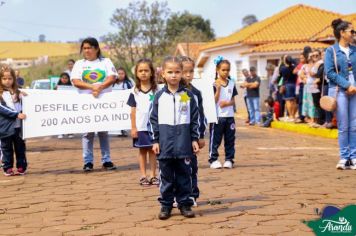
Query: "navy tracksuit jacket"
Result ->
[[149, 85, 199, 207], [189, 84, 207, 199], [0, 99, 27, 172]]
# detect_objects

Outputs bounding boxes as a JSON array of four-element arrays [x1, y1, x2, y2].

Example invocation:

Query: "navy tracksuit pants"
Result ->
[[190, 155, 199, 199], [209, 117, 235, 163], [158, 158, 193, 208], [1, 128, 27, 172]]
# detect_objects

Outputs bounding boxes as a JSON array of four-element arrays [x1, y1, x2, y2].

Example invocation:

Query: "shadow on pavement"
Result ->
[[196, 195, 268, 216]]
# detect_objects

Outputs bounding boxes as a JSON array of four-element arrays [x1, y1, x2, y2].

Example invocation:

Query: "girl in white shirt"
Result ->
[[127, 59, 159, 186]]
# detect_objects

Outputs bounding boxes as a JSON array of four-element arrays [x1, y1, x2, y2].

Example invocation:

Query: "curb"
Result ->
[[271, 121, 338, 139]]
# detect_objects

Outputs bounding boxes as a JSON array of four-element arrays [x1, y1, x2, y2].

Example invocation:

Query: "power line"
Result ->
[[0, 24, 34, 40]]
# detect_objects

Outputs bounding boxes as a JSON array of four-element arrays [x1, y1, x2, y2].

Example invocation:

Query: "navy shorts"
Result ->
[[284, 83, 296, 100], [133, 131, 153, 148]]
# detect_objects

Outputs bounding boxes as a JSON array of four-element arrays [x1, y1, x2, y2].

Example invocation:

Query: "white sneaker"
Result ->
[[223, 160, 233, 169], [350, 159, 356, 170], [336, 159, 348, 170], [190, 197, 198, 207], [57, 134, 64, 139], [210, 160, 222, 169], [286, 117, 295, 122], [68, 134, 74, 139]]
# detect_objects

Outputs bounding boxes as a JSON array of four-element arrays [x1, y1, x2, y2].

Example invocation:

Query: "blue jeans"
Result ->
[[82, 132, 111, 164], [329, 87, 356, 160], [246, 97, 260, 124]]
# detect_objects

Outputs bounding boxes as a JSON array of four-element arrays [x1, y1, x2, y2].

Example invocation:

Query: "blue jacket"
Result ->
[[324, 43, 356, 89], [0, 100, 19, 139], [149, 85, 200, 160], [190, 85, 207, 139]]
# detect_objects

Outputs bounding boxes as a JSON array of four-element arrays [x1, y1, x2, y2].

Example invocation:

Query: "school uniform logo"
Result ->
[[230, 123, 235, 130], [181, 105, 188, 112], [184, 158, 191, 165], [179, 92, 190, 113]]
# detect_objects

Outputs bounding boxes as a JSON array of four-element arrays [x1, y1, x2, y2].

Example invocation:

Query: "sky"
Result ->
[[0, 0, 355, 42]]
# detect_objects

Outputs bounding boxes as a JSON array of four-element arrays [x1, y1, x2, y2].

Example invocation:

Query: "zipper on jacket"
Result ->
[[173, 94, 176, 125], [173, 93, 177, 158]]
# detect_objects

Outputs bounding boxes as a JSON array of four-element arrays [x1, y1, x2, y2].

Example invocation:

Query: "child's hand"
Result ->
[[192, 141, 199, 154], [215, 80, 221, 90], [152, 143, 160, 154], [17, 113, 26, 120], [131, 128, 138, 138], [20, 91, 28, 96], [198, 139, 205, 149]]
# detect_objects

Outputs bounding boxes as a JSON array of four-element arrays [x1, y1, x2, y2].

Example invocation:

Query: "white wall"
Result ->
[[197, 45, 252, 117], [0, 56, 49, 69], [199, 45, 251, 82], [197, 48, 302, 116]]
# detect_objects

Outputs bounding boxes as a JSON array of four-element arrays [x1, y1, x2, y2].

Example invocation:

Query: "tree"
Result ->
[[39, 34, 46, 42], [167, 27, 210, 55], [166, 11, 215, 42], [140, 1, 170, 61], [242, 15, 258, 28], [104, 1, 170, 71]]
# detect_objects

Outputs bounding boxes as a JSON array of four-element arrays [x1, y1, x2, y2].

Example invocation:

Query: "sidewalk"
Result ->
[[236, 110, 337, 139], [271, 120, 338, 139]]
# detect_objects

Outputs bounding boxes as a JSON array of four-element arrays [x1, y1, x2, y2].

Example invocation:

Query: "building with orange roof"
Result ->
[[312, 13, 356, 42], [196, 4, 353, 81], [174, 42, 206, 61]]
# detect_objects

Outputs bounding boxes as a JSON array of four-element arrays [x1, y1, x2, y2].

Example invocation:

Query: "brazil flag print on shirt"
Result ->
[[82, 69, 107, 84]]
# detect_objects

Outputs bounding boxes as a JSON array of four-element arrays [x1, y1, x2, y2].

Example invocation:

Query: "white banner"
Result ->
[[22, 89, 132, 139], [22, 81, 217, 139], [192, 79, 217, 124]]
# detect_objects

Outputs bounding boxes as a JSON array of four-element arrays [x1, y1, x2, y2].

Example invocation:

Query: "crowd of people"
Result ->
[[241, 18, 356, 171], [240, 47, 334, 128], [0, 18, 355, 221]]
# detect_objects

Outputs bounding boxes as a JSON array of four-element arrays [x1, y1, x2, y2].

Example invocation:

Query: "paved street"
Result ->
[[0, 119, 355, 236]]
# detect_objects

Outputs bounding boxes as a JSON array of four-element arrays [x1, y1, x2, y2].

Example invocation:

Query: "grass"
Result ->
[[21, 55, 80, 87]]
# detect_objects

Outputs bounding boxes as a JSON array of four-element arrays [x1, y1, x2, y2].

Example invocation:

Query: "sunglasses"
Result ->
[[345, 29, 356, 34]]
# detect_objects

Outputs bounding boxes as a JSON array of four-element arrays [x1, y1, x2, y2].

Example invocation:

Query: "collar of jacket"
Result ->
[[333, 42, 355, 55], [163, 83, 186, 94]]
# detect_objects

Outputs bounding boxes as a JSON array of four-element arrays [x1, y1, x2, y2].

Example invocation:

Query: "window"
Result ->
[[235, 60, 243, 82]]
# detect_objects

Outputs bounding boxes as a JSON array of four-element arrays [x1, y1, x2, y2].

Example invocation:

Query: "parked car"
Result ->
[[30, 79, 51, 90]]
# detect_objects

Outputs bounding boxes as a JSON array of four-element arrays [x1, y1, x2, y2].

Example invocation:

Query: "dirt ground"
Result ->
[[0, 119, 355, 236]]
